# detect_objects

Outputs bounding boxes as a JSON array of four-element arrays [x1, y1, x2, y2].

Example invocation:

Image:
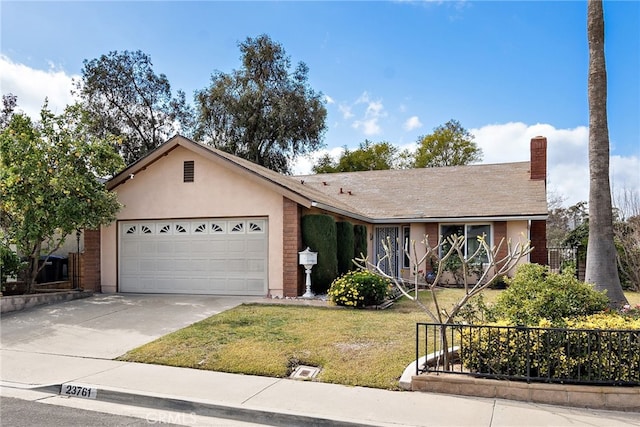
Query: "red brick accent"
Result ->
[[282, 197, 303, 297], [493, 222, 508, 268], [82, 229, 101, 292], [423, 223, 439, 248], [530, 220, 548, 265], [530, 136, 547, 182]]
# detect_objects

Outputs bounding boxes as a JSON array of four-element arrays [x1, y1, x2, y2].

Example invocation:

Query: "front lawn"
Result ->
[[117, 289, 639, 390]]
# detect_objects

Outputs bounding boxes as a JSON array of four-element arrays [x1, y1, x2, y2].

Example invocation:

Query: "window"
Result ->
[[183, 160, 194, 182], [440, 224, 491, 263]]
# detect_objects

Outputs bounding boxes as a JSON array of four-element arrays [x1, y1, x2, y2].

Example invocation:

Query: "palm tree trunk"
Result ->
[[584, 0, 628, 307]]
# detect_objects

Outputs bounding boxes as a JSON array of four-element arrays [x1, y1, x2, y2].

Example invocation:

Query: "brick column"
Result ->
[[282, 197, 302, 297], [530, 220, 548, 265], [493, 221, 508, 268], [82, 229, 101, 292], [424, 223, 439, 248], [530, 136, 547, 182]]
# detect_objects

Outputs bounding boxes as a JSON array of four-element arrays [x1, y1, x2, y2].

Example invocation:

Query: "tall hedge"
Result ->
[[354, 224, 368, 261], [301, 214, 338, 293], [336, 221, 355, 275]]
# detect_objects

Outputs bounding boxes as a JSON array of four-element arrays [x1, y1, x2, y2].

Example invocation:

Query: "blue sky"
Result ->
[[1, 0, 638, 207]]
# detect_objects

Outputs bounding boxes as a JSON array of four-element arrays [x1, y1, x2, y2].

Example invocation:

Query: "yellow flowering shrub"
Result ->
[[328, 270, 391, 308], [459, 314, 640, 383]]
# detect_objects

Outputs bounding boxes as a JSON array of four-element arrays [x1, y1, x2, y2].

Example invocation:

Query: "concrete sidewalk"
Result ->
[[2, 349, 639, 426], [1, 294, 639, 426]]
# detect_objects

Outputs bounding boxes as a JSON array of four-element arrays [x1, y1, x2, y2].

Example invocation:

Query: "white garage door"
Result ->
[[119, 218, 268, 295]]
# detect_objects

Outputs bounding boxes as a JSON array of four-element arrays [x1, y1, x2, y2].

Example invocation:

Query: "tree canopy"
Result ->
[[75, 50, 193, 165], [312, 140, 407, 173], [311, 120, 479, 174], [0, 102, 124, 292], [412, 119, 482, 168], [195, 34, 327, 174]]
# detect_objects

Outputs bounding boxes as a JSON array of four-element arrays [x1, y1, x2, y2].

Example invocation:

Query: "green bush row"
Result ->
[[459, 314, 640, 383], [301, 215, 368, 294]]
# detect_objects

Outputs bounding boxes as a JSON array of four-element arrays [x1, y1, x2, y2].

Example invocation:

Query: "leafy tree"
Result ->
[[195, 35, 327, 174], [0, 103, 124, 293], [412, 119, 482, 168], [1, 93, 17, 129], [584, 0, 627, 307], [546, 199, 588, 247], [75, 50, 193, 165], [312, 140, 408, 173]]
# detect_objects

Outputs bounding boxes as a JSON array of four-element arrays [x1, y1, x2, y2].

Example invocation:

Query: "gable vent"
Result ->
[[184, 160, 194, 182]]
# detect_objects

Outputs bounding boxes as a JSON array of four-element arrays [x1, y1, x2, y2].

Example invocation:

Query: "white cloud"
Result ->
[[324, 94, 335, 104], [350, 91, 386, 136], [338, 104, 354, 119], [403, 116, 422, 131], [292, 146, 345, 175], [355, 91, 371, 104], [352, 118, 381, 136], [471, 122, 639, 207], [0, 55, 77, 119]]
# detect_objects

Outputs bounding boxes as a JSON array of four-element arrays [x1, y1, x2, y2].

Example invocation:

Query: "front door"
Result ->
[[374, 226, 400, 278]]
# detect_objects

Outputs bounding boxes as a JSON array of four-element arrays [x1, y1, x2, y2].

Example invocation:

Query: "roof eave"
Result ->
[[310, 202, 548, 224], [369, 214, 548, 224]]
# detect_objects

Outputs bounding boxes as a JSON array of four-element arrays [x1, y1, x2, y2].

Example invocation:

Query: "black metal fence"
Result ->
[[416, 323, 640, 386]]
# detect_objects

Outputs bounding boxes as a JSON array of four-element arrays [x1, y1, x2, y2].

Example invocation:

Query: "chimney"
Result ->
[[530, 136, 547, 182]]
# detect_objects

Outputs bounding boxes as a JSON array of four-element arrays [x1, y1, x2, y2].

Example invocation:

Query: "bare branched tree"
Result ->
[[613, 188, 640, 291], [355, 234, 532, 369]]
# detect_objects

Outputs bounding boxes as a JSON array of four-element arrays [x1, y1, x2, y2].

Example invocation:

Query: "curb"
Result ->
[[27, 383, 377, 427]]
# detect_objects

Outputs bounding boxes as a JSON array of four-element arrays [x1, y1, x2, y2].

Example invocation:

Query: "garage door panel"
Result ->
[[172, 259, 192, 271], [120, 259, 139, 274], [247, 279, 265, 292], [121, 241, 139, 256], [227, 240, 246, 253], [247, 259, 265, 272], [157, 241, 174, 254], [139, 259, 157, 272], [119, 218, 268, 295]]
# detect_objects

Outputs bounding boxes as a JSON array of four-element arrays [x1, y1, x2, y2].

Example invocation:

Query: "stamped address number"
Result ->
[[60, 383, 97, 399]]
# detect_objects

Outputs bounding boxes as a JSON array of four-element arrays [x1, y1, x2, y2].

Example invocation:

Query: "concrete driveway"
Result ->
[[0, 294, 259, 359]]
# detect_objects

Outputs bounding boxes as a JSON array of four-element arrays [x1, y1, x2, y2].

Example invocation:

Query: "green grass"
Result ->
[[117, 288, 640, 390], [626, 291, 640, 306]]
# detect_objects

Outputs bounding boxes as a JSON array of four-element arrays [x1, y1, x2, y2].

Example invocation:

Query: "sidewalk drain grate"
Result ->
[[290, 365, 320, 380]]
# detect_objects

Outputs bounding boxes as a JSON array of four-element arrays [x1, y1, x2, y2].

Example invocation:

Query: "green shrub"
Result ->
[[353, 224, 367, 260], [489, 264, 608, 326], [1, 244, 26, 284], [328, 270, 391, 307], [336, 221, 355, 275], [301, 215, 338, 293], [459, 314, 640, 383]]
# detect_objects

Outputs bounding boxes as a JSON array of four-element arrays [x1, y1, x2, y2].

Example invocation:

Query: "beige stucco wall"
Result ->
[[101, 146, 285, 296], [506, 220, 531, 275], [400, 220, 532, 284]]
